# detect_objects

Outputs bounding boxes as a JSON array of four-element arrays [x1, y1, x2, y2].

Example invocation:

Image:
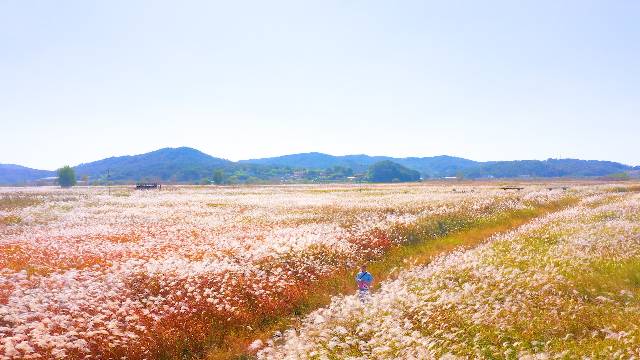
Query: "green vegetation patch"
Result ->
[[564, 257, 640, 297], [0, 195, 43, 211]]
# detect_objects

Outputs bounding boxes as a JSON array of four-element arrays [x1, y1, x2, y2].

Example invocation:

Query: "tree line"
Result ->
[[55, 160, 422, 187]]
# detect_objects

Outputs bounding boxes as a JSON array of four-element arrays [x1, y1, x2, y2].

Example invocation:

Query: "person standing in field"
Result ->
[[356, 264, 374, 303]]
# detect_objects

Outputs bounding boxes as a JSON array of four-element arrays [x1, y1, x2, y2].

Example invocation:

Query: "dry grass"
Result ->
[[0, 195, 42, 211], [0, 215, 22, 225]]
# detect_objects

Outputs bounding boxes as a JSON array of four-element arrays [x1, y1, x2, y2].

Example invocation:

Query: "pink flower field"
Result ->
[[0, 184, 614, 359]]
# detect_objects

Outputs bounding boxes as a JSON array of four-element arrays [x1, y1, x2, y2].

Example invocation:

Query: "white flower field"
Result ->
[[259, 187, 640, 359], [0, 184, 638, 359]]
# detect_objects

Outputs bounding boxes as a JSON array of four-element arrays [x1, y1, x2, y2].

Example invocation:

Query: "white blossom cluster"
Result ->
[[258, 190, 640, 359], [0, 184, 574, 358]]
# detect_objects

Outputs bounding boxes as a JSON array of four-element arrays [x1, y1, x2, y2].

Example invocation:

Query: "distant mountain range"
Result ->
[[239, 153, 478, 176], [0, 147, 637, 185], [0, 164, 55, 184], [241, 152, 636, 179]]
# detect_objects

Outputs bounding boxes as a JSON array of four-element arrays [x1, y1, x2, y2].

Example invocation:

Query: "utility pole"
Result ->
[[107, 169, 111, 196]]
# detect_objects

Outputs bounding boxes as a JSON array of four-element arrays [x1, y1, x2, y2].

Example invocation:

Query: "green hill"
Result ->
[[462, 159, 631, 178], [367, 161, 421, 183], [0, 164, 55, 184], [74, 147, 234, 182]]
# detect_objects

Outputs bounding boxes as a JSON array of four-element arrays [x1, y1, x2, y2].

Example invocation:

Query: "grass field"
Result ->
[[0, 183, 637, 359]]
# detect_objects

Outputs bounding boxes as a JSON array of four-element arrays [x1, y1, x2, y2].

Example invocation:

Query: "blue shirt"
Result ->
[[356, 271, 373, 290]]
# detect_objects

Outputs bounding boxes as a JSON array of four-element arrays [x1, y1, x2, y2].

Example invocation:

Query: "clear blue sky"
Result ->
[[1, 1, 638, 170]]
